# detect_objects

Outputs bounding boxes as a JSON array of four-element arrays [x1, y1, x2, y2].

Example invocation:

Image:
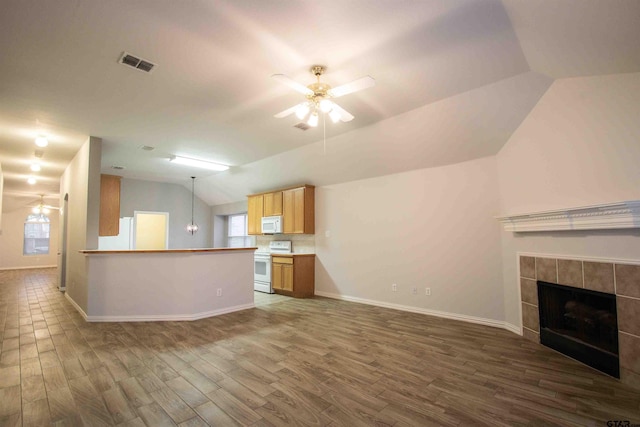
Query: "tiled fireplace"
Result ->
[[519, 255, 640, 389]]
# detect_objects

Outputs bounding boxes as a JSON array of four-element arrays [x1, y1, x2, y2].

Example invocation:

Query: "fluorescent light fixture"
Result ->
[[35, 136, 48, 147], [169, 155, 229, 171]]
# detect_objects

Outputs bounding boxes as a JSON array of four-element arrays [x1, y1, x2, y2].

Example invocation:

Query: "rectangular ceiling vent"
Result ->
[[294, 122, 310, 131], [118, 52, 156, 73]]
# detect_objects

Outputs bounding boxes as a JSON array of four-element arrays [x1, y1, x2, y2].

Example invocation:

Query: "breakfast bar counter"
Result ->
[[77, 247, 257, 322]]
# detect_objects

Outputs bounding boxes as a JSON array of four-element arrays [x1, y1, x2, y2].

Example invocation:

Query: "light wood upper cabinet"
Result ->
[[247, 194, 264, 235], [283, 185, 314, 234], [99, 174, 121, 236], [247, 184, 314, 235], [263, 191, 283, 216]]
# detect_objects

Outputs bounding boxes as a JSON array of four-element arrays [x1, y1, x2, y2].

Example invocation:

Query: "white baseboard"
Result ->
[[0, 265, 57, 271], [503, 322, 522, 335], [65, 292, 88, 321], [83, 303, 256, 322], [315, 290, 522, 335]]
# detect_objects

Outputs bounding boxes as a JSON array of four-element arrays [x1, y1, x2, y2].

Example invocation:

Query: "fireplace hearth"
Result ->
[[537, 280, 619, 377]]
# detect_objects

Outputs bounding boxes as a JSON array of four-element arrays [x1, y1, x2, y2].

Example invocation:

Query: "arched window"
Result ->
[[24, 214, 50, 255]]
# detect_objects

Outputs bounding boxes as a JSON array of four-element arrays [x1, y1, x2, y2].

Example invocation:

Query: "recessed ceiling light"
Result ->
[[169, 155, 229, 171], [27, 176, 37, 185], [35, 136, 48, 147], [30, 162, 41, 172]]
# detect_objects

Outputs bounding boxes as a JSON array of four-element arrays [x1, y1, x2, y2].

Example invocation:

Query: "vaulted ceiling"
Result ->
[[1, 0, 639, 210]]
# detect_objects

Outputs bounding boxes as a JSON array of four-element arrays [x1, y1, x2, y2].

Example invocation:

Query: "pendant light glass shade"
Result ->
[[295, 102, 310, 120], [307, 112, 319, 127], [186, 176, 199, 235]]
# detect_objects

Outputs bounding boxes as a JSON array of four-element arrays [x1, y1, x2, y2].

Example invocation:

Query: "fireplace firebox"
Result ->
[[537, 280, 619, 378]]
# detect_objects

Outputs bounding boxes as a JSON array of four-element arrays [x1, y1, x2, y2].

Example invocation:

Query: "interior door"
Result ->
[[134, 211, 169, 249]]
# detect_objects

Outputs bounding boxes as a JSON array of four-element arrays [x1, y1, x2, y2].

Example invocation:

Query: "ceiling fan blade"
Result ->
[[328, 76, 375, 98], [274, 103, 302, 118], [272, 74, 314, 96], [331, 103, 354, 122]]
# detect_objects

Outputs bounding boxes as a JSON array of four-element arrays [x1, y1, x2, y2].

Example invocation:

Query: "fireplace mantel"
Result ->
[[497, 200, 640, 232]]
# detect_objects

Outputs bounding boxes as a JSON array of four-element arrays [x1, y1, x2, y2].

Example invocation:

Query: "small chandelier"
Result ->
[[186, 176, 199, 235]]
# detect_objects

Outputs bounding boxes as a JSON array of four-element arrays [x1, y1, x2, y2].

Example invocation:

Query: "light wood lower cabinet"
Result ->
[[271, 255, 314, 298]]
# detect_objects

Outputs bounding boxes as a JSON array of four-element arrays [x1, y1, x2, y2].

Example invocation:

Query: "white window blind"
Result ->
[[227, 214, 253, 248], [24, 216, 50, 255]]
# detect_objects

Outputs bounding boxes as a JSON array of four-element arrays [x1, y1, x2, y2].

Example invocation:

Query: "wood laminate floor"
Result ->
[[0, 268, 639, 426]]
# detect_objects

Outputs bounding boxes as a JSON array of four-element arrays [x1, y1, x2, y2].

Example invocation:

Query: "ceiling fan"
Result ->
[[272, 65, 375, 127], [28, 195, 59, 214]]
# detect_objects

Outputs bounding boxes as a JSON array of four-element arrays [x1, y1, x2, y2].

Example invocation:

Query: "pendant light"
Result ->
[[186, 176, 199, 235]]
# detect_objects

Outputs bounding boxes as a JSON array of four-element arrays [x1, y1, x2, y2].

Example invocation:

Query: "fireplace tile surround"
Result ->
[[519, 254, 640, 389]]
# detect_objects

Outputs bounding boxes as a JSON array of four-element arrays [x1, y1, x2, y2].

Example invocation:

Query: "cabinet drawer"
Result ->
[[272, 257, 293, 265]]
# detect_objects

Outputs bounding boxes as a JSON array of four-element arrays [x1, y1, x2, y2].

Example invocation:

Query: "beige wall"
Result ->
[[0, 207, 59, 269], [59, 136, 102, 312], [496, 73, 640, 328], [315, 156, 505, 323], [0, 163, 3, 230]]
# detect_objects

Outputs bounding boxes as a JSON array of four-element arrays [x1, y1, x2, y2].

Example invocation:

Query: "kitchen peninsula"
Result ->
[[77, 247, 257, 321]]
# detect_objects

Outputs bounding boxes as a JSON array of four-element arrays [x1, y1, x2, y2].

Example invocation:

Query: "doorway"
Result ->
[[133, 211, 169, 249], [57, 194, 69, 291]]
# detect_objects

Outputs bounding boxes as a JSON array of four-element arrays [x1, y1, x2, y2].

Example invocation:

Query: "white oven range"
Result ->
[[254, 241, 292, 293]]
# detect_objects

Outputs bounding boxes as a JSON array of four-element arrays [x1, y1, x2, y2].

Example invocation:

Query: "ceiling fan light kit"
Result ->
[[273, 65, 375, 127]]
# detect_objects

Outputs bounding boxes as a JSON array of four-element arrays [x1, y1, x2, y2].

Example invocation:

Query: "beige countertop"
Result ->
[[80, 247, 258, 255]]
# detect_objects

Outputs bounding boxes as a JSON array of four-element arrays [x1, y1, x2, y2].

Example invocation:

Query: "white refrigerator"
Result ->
[[98, 217, 133, 250]]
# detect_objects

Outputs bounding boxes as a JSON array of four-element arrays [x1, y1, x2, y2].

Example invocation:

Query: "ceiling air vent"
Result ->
[[111, 165, 125, 170], [293, 122, 311, 131], [118, 52, 156, 73], [138, 145, 155, 151]]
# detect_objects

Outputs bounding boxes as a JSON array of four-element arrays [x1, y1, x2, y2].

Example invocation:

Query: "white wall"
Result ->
[[496, 73, 640, 327], [0, 207, 59, 269], [59, 136, 102, 312], [120, 178, 211, 249], [84, 250, 254, 320], [315, 156, 505, 323]]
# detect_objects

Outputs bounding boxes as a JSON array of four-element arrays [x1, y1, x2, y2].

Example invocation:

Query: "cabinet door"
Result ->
[[283, 190, 295, 234], [283, 187, 305, 234], [282, 265, 294, 292], [99, 174, 121, 236], [292, 188, 305, 234], [247, 195, 264, 235], [272, 262, 283, 290], [263, 192, 283, 216]]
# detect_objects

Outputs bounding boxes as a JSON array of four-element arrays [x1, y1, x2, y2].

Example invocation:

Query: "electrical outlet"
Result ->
[[412, 286, 417, 295], [425, 287, 431, 296], [216, 288, 222, 297], [392, 283, 397, 292]]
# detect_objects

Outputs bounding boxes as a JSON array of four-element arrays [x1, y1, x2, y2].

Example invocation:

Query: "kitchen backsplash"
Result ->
[[256, 234, 316, 254]]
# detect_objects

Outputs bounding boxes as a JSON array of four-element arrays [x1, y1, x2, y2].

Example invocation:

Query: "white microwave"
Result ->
[[261, 216, 283, 234]]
